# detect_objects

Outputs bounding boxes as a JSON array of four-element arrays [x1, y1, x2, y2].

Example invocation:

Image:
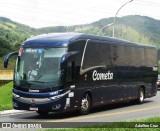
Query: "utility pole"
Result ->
[[112, 0, 133, 37], [97, 23, 114, 35]]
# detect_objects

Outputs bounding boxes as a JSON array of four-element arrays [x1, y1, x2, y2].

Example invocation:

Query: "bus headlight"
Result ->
[[13, 93, 20, 98], [50, 94, 63, 100], [50, 90, 71, 100]]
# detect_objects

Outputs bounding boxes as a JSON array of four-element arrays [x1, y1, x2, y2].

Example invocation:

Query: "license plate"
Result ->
[[30, 107, 38, 111]]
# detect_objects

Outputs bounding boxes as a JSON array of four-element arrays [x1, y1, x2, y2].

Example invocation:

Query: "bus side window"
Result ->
[[113, 46, 118, 61], [66, 62, 75, 82]]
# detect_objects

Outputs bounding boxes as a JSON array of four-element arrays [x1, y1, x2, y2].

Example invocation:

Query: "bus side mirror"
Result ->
[[4, 51, 18, 68]]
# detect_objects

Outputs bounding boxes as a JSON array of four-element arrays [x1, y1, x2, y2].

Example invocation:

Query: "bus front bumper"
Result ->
[[13, 96, 70, 112]]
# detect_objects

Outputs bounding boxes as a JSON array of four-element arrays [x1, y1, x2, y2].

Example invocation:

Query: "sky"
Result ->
[[0, 0, 160, 28]]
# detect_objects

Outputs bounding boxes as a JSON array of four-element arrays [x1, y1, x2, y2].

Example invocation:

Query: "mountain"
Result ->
[[36, 15, 160, 48], [1, 15, 160, 70], [0, 17, 35, 39], [0, 17, 35, 56], [1, 15, 160, 55]]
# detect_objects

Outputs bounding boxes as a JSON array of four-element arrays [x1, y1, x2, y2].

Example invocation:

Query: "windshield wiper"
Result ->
[[35, 75, 44, 80], [28, 80, 53, 91], [28, 80, 45, 83]]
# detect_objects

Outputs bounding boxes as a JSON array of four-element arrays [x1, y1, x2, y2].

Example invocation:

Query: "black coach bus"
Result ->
[[4, 33, 158, 115]]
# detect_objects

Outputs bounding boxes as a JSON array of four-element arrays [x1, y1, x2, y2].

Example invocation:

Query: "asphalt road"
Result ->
[[0, 90, 160, 127]]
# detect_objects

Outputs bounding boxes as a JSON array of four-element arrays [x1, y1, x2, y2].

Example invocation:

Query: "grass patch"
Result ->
[[0, 82, 13, 111], [42, 117, 160, 131], [43, 128, 159, 131], [132, 117, 160, 122]]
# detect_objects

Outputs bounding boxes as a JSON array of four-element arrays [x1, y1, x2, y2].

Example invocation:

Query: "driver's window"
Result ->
[[66, 62, 73, 82]]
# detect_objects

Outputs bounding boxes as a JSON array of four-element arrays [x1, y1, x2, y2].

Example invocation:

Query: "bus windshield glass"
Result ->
[[15, 48, 67, 90]]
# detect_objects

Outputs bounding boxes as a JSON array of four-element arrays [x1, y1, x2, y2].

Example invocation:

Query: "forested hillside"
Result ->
[[37, 15, 160, 47], [0, 17, 35, 56], [0, 15, 160, 69]]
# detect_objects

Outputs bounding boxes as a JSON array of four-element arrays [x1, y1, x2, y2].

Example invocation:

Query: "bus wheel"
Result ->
[[79, 94, 91, 115], [137, 88, 144, 104], [36, 111, 49, 115]]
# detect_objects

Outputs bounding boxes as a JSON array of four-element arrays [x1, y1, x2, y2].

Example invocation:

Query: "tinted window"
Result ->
[[66, 62, 72, 82], [125, 46, 135, 66], [115, 45, 125, 66], [135, 48, 145, 66], [145, 48, 157, 67], [83, 41, 101, 69], [68, 40, 86, 66], [99, 43, 111, 66]]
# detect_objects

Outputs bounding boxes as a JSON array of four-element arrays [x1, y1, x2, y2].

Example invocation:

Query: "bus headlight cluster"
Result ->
[[50, 94, 63, 100], [13, 93, 20, 98], [50, 90, 70, 100]]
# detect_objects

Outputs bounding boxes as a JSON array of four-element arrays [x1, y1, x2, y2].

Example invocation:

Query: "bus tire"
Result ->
[[137, 88, 144, 104], [36, 111, 49, 115], [79, 94, 91, 115]]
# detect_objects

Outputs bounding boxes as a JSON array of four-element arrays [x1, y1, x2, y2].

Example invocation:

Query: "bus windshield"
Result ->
[[15, 48, 67, 90]]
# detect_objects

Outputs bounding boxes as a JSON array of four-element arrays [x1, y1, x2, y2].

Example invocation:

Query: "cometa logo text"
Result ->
[[92, 70, 113, 81]]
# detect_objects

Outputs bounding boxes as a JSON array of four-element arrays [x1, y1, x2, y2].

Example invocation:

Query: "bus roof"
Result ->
[[22, 32, 156, 49]]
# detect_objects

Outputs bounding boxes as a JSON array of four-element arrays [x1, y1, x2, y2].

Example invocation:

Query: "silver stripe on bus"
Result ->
[[18, 97, 50, 103], [81, 65, 106, 75], [14, 90, 71, 104], [80, 39, 90, 75]]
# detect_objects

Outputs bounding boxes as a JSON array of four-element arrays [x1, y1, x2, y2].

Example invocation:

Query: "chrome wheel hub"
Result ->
[[81, 98, 89, 111], [140, 91, 144, 102]]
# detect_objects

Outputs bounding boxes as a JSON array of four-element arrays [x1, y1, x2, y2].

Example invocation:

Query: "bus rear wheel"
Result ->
[[36, 111, 49, 115], [79, 94, 91, 115], [137, 88, 144, 104]]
